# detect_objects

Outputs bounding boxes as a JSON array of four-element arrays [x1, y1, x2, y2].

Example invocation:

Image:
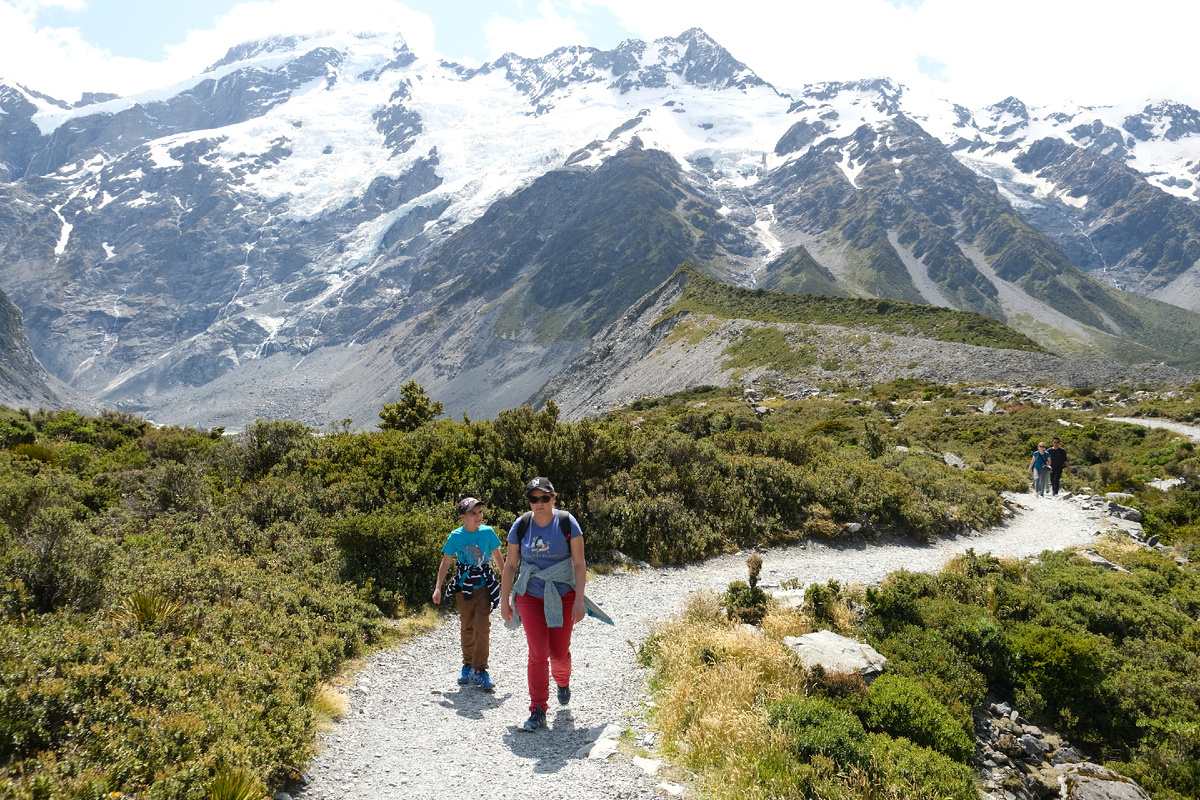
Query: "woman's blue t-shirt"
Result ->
[[507, 511, 582, 599]]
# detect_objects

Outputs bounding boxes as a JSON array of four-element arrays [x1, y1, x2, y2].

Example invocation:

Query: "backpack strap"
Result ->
[[516, 509, 572, 547]]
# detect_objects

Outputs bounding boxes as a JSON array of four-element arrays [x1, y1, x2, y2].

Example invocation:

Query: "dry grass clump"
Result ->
[[643, 594, 809, 798], [761, 608, 811, 640], [311, 682, 349, 731], [1089, 535, 1145, 564]]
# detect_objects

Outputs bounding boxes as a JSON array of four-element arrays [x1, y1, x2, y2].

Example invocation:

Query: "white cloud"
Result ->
[[484, 0, 589, 59], [0, 0, 435, 101], [165, 0, 435, 76], [576, 0, 1200, 109], [1, 0, 1198, 110], [0, 1, 135, 101]]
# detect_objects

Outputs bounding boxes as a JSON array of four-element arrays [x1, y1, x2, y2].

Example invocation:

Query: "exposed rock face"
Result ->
[[536, 270, 1198, 422], [0, 288, 94, 412], [975, 701, 1152, 800]]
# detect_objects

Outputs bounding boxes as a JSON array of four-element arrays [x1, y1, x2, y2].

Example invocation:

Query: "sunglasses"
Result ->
[[528, 495, 553, 505]]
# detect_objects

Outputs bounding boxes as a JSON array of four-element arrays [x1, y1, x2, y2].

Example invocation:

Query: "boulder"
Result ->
[[1106, 501, 1143, 523], [782, 630, 887, 683], [1076, 549, 1131, 573], [1059, 762, 1152, 800]]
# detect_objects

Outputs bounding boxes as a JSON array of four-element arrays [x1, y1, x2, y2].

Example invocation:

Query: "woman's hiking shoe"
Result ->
[[457, 665, 474, 685], [520, 707, 547, 732], [557, 683, 571, 705], [472, 669, 495, 691]]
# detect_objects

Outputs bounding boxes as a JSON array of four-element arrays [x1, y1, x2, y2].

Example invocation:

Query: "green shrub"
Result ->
[[860, 674, 974, 762], [768, 695, 869, 767], [1005, 623, 1107, 722], [722, 580, 768, 626], [804, 580, 842, 624], [866, 733, 978, 800], [331, 508, 447, 614], [0, 408, 36, 448], [1, 506, 109, 612]]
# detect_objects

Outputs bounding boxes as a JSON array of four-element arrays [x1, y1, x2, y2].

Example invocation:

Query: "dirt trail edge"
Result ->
[[294, 493, 1110, 800]]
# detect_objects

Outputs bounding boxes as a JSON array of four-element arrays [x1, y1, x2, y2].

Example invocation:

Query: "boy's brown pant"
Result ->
[[456, 591, 491, 671]]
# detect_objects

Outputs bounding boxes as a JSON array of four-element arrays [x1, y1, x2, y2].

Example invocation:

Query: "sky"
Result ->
[[1, 0, 1198, 111]]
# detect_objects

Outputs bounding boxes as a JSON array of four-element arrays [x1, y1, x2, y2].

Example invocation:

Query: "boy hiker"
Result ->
[[432, 497, 504, 691]]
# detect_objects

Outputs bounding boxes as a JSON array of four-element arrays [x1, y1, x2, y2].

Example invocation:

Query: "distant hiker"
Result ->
[[433, 497, 504, 691], [1047, 436, 1070, 496], [501, 477, 588, 732], [1029, 442, 1052, 497]]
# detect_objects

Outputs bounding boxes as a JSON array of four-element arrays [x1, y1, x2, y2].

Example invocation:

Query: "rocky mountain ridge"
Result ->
[[0, 28, 1198, 428], [536, 268, 1195, 420], [0, 286, 93, 412]]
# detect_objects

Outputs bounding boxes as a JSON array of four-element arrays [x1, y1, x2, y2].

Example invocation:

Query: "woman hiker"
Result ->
[[500, 477, 586, 732], [1029, 441, 1052, 497]]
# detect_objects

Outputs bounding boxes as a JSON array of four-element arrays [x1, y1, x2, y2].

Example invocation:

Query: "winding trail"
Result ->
[[288, 415, 1200, 800], [1106, 416, 1200, 442], [294, 490, 1118, 800]]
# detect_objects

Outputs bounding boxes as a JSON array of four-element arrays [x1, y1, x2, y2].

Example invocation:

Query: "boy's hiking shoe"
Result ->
[[457, 665, 474, 685], [557, 683, 571, 705], [521, 707, 547, 732], [473, 669, 495, 691]]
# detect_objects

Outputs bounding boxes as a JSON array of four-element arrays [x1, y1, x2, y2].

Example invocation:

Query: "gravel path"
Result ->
[[294, 493, 1111, 800], [1106, 416, 1200, 442]]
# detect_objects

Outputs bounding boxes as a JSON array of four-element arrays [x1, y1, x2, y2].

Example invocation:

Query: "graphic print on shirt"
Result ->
[[531, 535, 550, 555], [461, 543, 484, 567]]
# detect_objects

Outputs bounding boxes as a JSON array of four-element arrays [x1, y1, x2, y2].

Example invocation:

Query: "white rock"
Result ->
[[586, 722, 626, 742], [658, 781, 686, 796], [782, 630, 887, 682], [634, 756, 663, 775], [577, 738, 620, 759]]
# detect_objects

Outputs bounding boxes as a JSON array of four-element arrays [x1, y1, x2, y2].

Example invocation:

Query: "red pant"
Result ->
[[516, 589, 575, 712]]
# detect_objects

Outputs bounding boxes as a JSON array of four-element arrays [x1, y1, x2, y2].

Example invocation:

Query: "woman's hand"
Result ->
[[501, 598, 513, 623], [572, 594, 586, 624]]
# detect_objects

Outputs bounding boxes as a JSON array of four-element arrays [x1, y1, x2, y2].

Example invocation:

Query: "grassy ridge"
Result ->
[[668, 265, 1046, 353]]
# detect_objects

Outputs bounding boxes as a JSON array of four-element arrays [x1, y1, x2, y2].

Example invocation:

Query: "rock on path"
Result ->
[[295, 493, 1108, 800]]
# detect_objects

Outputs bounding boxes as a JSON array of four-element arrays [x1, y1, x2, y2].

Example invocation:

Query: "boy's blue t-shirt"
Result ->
[[507, 511, 582, 599], [443, 525, 501, 587]]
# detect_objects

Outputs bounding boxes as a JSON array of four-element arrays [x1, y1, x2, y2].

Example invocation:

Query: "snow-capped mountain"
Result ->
[[0, 27, 1198, 428]]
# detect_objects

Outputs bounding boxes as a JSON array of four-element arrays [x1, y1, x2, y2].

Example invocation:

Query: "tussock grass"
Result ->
[[642, 594, 809, 799], [311, 683, 348, 731]]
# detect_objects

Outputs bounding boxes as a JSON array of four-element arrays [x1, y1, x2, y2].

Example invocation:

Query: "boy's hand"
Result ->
[[432, 587, 442, 605]]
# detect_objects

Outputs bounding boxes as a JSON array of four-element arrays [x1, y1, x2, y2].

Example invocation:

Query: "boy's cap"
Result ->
[[457, 497, 483, 515], [526, 477, 555, 494]]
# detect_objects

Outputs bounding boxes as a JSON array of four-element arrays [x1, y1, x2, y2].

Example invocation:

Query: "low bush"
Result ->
[[769, 695, 869, 766], [866, 733, 978, 800], [329, 507, 448, 615], [859, 674, 974, 762]]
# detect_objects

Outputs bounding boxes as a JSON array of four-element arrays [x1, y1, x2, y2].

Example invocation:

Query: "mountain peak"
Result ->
[[205, 30, 407, 72], [799, 78, 904, 114], [1127, 100, 1200, 142], [207, 35, 310, 71]]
